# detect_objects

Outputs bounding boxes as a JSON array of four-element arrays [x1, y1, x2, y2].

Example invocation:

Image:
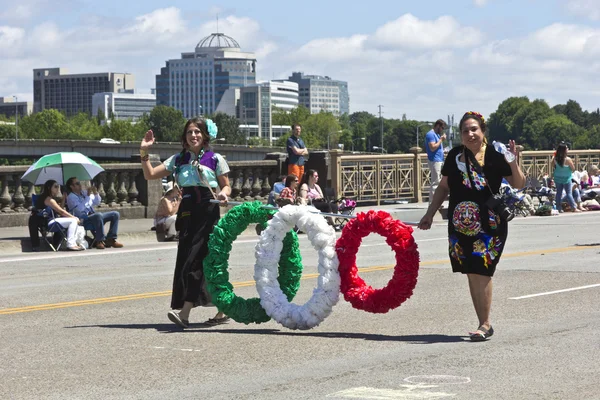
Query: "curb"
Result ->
[[0, 225, 261, 256]]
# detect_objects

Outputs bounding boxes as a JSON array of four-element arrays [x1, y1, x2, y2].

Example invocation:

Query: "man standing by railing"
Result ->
[[287, 123, 308, 181], [425, 119, 447, 204]]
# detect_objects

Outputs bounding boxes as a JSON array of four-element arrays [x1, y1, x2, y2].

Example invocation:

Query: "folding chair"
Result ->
[[32, 204, 68, 252], [324, 188, 356, 229]]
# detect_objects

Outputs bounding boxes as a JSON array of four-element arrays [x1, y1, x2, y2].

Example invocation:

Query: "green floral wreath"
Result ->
[[203, 201, 303, 324]]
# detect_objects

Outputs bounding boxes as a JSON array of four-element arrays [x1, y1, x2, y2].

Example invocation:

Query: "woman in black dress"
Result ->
[[419, 111, 525, 341], [140, 117, 231, 328]]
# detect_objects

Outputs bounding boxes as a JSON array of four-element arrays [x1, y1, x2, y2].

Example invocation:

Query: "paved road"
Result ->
[[1, 213, 599, 399]]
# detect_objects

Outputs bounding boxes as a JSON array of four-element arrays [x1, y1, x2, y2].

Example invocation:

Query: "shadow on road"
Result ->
[[66, 324, 466, 343]]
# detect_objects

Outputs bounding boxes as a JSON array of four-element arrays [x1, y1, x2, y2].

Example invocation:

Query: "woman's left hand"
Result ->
[[217, 192, 228, 206]]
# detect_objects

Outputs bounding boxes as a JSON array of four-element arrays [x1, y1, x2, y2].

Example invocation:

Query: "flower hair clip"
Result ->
[[206, 119, 218, 139], [466, 111, 485, 124]]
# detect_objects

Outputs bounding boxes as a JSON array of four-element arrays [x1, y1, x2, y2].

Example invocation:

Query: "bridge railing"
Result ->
[[0, 154, 287, 227], [330, 148, 600, 205]]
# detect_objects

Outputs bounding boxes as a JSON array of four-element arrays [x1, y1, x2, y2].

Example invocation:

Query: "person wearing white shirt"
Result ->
[[66, 176, 123, 250]]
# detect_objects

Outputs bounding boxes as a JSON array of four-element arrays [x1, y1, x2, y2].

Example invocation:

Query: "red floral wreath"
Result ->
[[335, 210, 420, 313]]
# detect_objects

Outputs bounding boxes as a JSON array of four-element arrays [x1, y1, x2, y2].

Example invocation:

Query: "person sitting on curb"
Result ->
[[154, 182, 181, 241], [66, 177, 124, 250]]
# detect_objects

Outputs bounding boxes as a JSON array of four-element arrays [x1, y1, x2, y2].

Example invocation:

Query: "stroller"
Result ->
[[333, 198, 357, 229]]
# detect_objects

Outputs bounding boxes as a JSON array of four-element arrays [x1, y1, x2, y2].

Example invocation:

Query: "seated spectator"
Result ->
[[66, 176, 123, 250], [154, 183, 181, 241], [589, 165, 600, 187], [580, 170, 590, 189], [267, 175, 287, 206], [277, 174, 299, 207], [36, 180, 84, 251], [298, 169, 339, 228]]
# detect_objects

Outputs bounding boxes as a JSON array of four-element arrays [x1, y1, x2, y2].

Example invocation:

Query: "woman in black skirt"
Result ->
[[140, 117, 231, 328], [419, 112, 525, 341]]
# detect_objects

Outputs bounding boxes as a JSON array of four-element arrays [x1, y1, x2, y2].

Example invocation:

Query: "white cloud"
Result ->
[[369, 14, 484, 50], [4, 8, 600, 121], [474, 0, 489, 6], [565, 0, 600, 21], [520, 23, 600, 58], [0, 26, 25, 52], [128, 7, 185, 35]]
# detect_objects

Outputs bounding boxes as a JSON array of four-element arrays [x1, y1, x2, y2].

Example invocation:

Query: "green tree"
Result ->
[[488, 96, 531, 144], [272, 105, 311, 127], [209, 112, 245, 145], [18, 109, 70, 139], [530, 114, 585, 150], [68, 112, 102, 140], [143, 105, 186, 142], [518, 99, 553, 149]]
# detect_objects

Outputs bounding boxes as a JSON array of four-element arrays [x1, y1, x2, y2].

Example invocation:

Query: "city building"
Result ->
[[92, 93, 156, 122], [33, 68, 135, 116], [215, 80, 299, 143], [284, 72, 349, 116], [0, 97, 32, 119], [155, 32, 257, 118]]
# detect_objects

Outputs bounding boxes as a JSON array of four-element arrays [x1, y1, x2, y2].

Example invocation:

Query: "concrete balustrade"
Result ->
[[3, 146, 600, 226]]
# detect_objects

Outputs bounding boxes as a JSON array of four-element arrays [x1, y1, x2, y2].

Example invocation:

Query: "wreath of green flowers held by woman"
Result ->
[[203, 201, 303, 324]]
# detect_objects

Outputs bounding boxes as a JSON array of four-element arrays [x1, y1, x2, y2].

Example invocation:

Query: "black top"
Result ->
[[442, 144, 512, 234]]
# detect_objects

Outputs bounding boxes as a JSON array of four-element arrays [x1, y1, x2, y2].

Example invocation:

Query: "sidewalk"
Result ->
[[0, 202, 442, 255]]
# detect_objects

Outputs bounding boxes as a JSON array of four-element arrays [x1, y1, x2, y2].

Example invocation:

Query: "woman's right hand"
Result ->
[[141, 130, 155, 149], [418, 213, 434, 230]]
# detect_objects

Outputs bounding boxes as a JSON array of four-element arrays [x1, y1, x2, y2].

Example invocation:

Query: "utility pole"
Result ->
[[378, 105, 384, 153], [447, 114, 454, 148], [13, 96, 18, 141]]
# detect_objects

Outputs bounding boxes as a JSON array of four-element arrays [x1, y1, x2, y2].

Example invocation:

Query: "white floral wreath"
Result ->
[[254, 205, 340, 330]]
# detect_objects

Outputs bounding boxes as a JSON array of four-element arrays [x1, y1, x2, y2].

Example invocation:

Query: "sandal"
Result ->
[[469, 325, 494, 341], [167, 311, 189, 329], [205, 316, 231, 326]]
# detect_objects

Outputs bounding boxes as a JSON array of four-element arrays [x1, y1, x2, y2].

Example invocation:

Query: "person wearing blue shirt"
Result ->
[[287, 124, 308, 181], [425, 119, 447, 204]]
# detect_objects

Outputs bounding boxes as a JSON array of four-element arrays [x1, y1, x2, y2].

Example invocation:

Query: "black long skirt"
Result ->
[[170, 186, 220, 310]]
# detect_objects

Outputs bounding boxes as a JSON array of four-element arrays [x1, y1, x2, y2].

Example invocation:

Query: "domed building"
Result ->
[[155, 33, 257, 118]]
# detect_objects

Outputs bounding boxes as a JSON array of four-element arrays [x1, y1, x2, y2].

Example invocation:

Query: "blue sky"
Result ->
[[2, 0, 600, 120]]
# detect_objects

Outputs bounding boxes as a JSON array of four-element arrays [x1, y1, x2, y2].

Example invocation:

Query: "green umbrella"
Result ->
[[21, 152, 105, 185]]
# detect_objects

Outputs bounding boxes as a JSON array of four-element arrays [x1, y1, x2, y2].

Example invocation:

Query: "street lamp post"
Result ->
[[416, 122, 434, 149], [243, 106, 248, 146], [351, 137, 365, 152], [13, 96, 18, 141], [198, 105, 203, 117], [327, 130, 343, 150], [372, 146, 387, 154]]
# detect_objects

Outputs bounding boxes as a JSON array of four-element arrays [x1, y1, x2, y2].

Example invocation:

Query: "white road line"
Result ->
[[509, 283, 600, 300], [0, 238, 263, 264]]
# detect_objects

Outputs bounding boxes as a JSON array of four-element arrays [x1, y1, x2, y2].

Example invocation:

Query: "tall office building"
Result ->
[[215, 81, 299, 143], [155, 33, 257, 119], [92, 93, 156, 122], [285, 72, 349, 116], [0, 97, 32, 118], [33, 68, 135, 116]]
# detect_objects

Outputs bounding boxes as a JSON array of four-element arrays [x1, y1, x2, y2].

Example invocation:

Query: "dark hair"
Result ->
[[303, 169, 318, 186], [181, 117, 211, 150], [434, 119, 447, 129], [66, 176, 77, 193], [459, 112, 487, 134], [285, 174, 298, 187], [555, 143, 568, 167], [291, 123, 302, 131], [36, 180, 58, 210]]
